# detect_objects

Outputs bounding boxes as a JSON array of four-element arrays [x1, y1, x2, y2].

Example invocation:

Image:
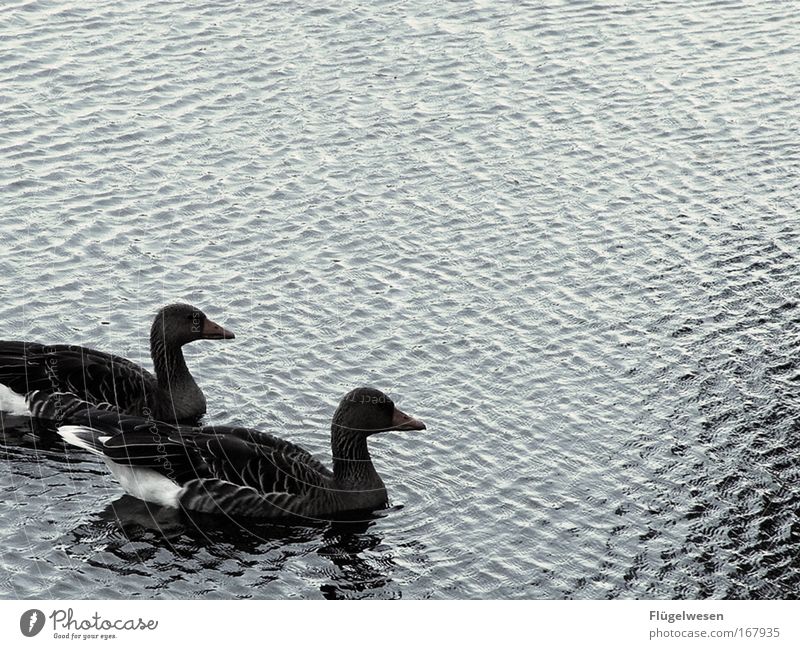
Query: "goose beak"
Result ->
[[201, 318, 235, 340], [391, 407, 426, 431]]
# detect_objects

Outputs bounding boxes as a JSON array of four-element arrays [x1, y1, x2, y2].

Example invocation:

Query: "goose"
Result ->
[[44, 387, 425, 520], [0, 303, 234, 422]]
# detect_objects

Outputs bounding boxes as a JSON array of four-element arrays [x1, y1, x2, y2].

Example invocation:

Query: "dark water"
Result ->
[[1, 0, 800, 598]]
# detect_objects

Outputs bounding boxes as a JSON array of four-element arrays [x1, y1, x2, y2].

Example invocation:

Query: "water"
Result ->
[[1, 0, 799, 599]]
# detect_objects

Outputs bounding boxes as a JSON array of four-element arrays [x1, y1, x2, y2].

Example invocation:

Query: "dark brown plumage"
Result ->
[[47, 387, 426, 520], [1, 303, 234, 423]]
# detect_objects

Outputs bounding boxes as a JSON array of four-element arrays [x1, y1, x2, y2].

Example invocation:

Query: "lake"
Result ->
[[1, 0, 799, 598]]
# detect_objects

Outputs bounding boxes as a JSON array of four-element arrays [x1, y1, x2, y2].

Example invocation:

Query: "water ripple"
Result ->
[[1, 0, 799, 598]]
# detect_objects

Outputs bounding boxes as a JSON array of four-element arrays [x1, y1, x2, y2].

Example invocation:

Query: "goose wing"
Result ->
[[171, 428, 333, 517], [26, 388, 122, 422], [57, 410, 332, 496], [0, 341, 155, 414]]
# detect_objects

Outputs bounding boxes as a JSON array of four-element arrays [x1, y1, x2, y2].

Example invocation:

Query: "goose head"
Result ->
[[151, 303, 235, 346], [332, 387, 426, 436]]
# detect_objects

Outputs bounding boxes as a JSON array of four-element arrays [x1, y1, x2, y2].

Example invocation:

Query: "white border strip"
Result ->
[[0, 600, 797, 648]]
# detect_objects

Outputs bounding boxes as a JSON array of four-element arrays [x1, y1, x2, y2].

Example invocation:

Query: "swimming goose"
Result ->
[[0, 303, 234, 422], [48, 387, 425, 520]]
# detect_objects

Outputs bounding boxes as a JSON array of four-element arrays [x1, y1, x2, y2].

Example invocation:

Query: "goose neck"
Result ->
[[150, 327, 192, 388], [331, 425, 380, 486]]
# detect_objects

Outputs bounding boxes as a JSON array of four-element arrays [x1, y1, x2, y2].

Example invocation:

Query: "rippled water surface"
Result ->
[[1, 0, 800, 599]]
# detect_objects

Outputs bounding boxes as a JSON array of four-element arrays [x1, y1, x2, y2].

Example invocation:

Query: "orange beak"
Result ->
[[201, 318, 235, 340], [391, 407, 426, 431]]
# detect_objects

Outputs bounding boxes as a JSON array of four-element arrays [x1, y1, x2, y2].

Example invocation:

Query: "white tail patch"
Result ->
[[104, 462, 182, 508], [57, 425, 105, 456], [0, 384, 30, 415], [59, 425, 182, 508]]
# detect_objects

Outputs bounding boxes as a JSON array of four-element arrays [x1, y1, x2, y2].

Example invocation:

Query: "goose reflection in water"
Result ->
[[59, 494, 405, 599], [317, 517, 403, 600]]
